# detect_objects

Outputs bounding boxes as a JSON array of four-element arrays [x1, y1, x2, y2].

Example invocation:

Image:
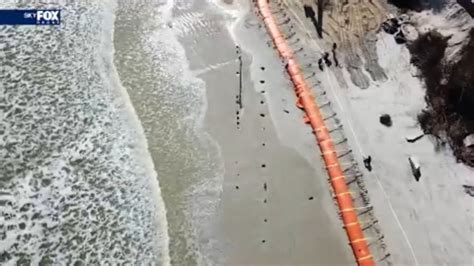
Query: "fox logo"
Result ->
[[36, 10, 60, 24]]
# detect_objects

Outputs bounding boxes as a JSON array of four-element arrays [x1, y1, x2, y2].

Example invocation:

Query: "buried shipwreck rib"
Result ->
[[257, 0, 374, 265]]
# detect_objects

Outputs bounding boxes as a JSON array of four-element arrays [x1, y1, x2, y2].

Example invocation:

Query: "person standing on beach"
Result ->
[[363, 156, 372, 171]]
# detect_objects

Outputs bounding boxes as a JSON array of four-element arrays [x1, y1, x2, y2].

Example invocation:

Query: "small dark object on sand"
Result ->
[[323, 52, 332, 66], [303, 4, 315, 18], [405, 134, 424, 143], [308, 196, 314, 200], [462, 185, 474, 197], [381, 18, 399, 35], [395, 30, 407, 44], [408, 156, 421, 181], [380, 114, 393, 127], [325, 58, 332, 67], [318, 58, 324, 71], [363, 156, 372, 172], [332, 43, 339, 67], [390, 18, 399, 26], [283, 109, 289, 114]]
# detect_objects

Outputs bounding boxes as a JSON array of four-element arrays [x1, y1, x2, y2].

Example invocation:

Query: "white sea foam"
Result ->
[[0, 0, 170, 264], [132, 0, 225, 264]]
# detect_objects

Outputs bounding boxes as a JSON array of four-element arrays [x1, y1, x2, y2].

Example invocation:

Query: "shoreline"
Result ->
[[181, 0, 354, 264], [109, 2, 171, 264], [114, 0, 472, 264], [113, 0, 224, 264], [0, 1, 172, 264]]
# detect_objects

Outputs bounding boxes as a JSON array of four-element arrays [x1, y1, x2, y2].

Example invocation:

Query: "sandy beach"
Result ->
[[113, 0, 355, 264], [114, 0, 472, 264], [275, 0, 474, 265], [2, 0, 471, 264], [186, 0, 354, 264]]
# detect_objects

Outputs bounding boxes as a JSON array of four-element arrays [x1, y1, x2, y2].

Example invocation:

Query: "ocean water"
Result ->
[[0, 0, 170, 264], [114, 0, 224, 265]]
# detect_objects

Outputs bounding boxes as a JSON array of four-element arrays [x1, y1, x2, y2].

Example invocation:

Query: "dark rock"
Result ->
[[380, 114, 393, 127], [382, 19, 399, 35], [390, 18, 400, 26], [462, 185, 474, 197], [0, 252, 12, 263], [395, 30, 407, 44]]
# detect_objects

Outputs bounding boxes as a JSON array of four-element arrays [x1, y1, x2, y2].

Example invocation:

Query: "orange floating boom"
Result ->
[[256, 1, 375, 265]]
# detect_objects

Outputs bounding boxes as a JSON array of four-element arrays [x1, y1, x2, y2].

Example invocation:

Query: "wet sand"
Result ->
[[177, 0, 354, 264], [116, 0, 355, 263]]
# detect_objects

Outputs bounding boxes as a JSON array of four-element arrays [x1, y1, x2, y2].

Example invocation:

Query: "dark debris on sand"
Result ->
[[389, 0, 473, 17], [462, 185, 474, 197], [380, 114, 393, 127], [388, 0, 446, 12], [409, 29, 474, 167]]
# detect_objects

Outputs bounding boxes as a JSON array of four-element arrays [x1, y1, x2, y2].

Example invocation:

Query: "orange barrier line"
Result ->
[[256, 1, 375, 265]]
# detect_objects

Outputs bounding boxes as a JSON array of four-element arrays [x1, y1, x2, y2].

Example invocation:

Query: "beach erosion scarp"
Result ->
[[270, 0, 474, 265]]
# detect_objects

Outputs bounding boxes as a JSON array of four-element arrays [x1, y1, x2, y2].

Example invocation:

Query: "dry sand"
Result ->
[[175, 0, 356, 264], [347, 33, 473, 266], [273, 1, 474, 265]]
